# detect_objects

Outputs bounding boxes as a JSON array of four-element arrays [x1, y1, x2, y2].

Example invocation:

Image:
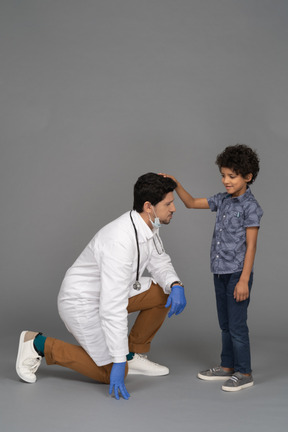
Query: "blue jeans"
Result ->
[[214, 272, 253, 374]]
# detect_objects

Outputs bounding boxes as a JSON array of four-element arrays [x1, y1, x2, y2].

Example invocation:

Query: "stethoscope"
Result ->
[[129, 211, 164, 291], [130, 211, 141, 291]]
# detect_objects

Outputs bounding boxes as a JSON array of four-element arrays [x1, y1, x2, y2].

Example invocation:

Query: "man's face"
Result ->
[[154, 192, 176, 225]]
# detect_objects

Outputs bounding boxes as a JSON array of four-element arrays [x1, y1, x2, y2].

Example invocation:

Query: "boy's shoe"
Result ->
[[127, 354, 169, 376], [198, 366, 233, 381], [16, 331, 43, 383], [222, 372, 254, 392]]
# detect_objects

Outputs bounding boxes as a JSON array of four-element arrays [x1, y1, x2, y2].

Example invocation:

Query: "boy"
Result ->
[[161, 144, 263, 391]]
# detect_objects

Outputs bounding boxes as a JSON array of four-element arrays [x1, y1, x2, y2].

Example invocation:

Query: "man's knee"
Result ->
[[149, 284, 169, 309]]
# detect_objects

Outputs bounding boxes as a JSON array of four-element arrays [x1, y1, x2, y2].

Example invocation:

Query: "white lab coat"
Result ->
[[58, 211, 180, 366]]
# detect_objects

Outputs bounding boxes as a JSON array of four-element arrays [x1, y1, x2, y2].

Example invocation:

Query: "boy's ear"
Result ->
[[245, 173, 253, 183]]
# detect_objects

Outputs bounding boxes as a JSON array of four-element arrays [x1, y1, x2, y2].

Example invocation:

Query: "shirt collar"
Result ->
[[224, 187, 252, 203]]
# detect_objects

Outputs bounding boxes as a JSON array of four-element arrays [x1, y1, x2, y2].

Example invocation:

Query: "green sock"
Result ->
[[33, 333, 46, 357], [126, 352, 134, 361]]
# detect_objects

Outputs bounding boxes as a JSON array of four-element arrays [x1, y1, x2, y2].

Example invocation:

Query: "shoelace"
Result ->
[[137, 354, 148, 360], [23, 357, 41, 373], [136, 354, 160, 366]]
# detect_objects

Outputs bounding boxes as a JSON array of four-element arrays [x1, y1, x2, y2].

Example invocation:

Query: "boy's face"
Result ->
[[220, 167, 252, 197]]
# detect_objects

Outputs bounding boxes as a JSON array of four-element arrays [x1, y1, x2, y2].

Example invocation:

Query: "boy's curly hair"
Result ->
[[216, 144, 260, 185]]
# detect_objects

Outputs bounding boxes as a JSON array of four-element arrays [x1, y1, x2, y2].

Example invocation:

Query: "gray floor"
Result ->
[[1, 332, 287, 432]]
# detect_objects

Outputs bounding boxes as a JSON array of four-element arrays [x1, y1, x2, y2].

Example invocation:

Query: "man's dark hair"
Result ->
[[216, 144, 260, 185], [133, 173, 177, 212]]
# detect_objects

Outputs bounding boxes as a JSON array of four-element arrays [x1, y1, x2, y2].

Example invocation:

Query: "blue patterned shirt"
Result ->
[[207, 188, 263, 274]]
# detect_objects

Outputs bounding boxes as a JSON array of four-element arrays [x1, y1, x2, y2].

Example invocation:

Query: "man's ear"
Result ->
[[143, 201, 153, 214]]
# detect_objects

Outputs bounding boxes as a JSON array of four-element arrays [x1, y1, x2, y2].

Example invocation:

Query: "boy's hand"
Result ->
[[158, 173, 178, 184], [234, 280, 249, 302]]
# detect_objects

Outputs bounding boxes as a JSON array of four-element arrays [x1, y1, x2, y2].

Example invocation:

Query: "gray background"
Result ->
[[1, 1, 287, 431]]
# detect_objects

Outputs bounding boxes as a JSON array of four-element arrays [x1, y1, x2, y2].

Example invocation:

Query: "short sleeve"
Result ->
[[207, 192, 225, 212], [244, 200, 263, 228]]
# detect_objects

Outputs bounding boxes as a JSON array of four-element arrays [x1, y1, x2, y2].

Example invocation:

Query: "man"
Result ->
[[16, 173, 186, 400]]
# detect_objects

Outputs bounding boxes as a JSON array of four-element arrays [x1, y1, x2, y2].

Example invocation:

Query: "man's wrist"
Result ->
[[112, 355, 127, 364], [170, 281, 184, 289]]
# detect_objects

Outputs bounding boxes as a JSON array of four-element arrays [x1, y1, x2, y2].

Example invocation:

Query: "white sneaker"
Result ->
[[127, 354, 169, 376], [16, 331, 42, 383]]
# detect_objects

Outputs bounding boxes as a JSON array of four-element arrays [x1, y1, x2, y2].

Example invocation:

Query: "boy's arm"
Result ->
[[234, 227, 259, 302], [159, 174, 209, 209]]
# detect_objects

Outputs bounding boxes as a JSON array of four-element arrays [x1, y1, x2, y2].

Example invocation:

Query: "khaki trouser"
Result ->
[[44, 283, 169, 384]]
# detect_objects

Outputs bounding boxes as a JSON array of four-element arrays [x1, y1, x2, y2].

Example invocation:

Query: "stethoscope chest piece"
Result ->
[[133, 281, 141, 291]]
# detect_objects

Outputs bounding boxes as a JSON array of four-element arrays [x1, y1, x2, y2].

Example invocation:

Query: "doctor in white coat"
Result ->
[[16, 173, 187, 400]]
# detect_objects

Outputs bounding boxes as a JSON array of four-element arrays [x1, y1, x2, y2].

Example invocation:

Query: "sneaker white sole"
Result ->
[[198, 373, 232, 381], [128, 368, 169, 376], [16, 331, 36, 384], [222, 381, 254, 392]]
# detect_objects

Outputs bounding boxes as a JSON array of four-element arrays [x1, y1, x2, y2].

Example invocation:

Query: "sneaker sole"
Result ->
[[128, 369, 169, 376], [198, 373, 232, 381], [222, 381, 254, 392], [16, 331, 36, 384]]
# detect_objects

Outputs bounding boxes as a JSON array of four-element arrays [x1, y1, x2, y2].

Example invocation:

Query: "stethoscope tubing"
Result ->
[[129, 210, 164, 290]]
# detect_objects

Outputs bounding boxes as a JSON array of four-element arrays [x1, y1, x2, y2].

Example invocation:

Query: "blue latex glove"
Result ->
[[165, 285, 187, 318], [109, 362, 130, 400]]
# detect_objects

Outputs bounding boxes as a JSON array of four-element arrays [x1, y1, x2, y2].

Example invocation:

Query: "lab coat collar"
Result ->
[[130, 210, 155, 242]]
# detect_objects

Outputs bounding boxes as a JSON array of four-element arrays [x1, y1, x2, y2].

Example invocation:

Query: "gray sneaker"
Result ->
[[198, 366, 233, 381], [222, 372, 254, 392]]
